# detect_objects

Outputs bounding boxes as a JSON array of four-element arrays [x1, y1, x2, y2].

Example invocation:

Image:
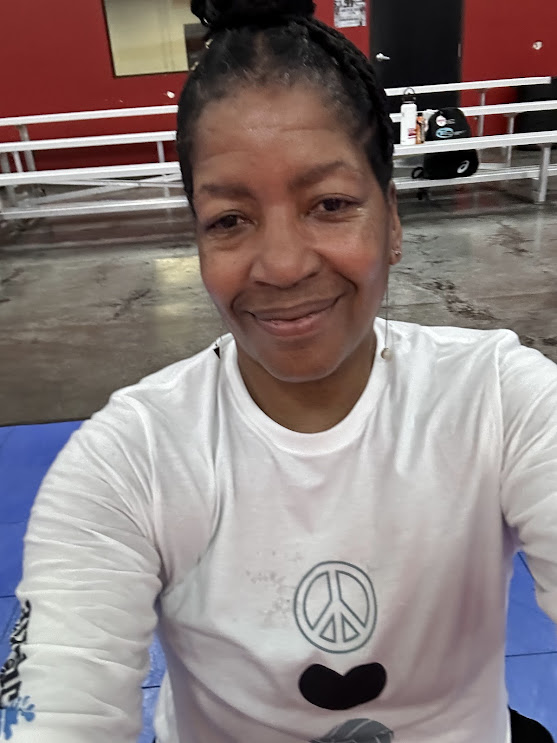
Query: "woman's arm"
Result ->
[[498, 333, 557, 625], [0, 395, 162, 743]]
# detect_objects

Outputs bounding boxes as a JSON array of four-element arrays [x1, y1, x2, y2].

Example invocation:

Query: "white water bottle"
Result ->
[[400, 88, 417, 145]]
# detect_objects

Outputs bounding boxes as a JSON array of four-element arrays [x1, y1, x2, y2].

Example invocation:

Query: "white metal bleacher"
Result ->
[[1, 129, 555, 219], [385, 76, 551, 137], [0, 76, 555, 219]]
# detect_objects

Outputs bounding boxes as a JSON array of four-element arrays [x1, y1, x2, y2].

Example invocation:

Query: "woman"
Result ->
[[1, 1, 556, 742]]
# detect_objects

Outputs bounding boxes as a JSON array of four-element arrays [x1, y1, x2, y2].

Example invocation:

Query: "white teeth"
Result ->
[[267, 312, 316, 324]]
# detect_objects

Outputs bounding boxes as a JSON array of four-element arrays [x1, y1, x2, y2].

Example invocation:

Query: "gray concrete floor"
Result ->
[[1, 178, 556, 425]]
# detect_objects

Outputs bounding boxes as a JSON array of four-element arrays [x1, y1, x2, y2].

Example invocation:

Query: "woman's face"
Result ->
[[192, 84, 402, 383]]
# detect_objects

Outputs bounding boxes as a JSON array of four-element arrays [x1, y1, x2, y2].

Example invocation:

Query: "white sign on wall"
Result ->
[[334, 0, 367, 28]]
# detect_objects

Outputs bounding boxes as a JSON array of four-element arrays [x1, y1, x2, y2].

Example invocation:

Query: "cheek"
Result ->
[[198, 247, 245, 312], [322, 221, 389, 284]]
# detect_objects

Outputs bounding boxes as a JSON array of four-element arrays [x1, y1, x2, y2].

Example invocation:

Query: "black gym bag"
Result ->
[[412, 107, 479, 180]]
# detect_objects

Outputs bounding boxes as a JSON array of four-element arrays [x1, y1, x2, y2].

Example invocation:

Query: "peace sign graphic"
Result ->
[[294, 562, 377, 654]]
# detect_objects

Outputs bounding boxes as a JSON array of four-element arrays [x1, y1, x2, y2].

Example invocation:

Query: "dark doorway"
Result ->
[[370, 0, 464, 113]]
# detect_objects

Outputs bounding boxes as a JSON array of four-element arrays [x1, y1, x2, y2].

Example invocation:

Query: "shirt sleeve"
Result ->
[[498, 332, 557, 625], [0, 392, 162, 743]]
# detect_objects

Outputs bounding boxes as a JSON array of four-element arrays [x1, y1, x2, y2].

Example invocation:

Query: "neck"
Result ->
[[236, 334, 376, 433]]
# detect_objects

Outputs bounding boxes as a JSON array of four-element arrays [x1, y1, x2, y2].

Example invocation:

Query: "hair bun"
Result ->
[[191, 0, 316, 29]]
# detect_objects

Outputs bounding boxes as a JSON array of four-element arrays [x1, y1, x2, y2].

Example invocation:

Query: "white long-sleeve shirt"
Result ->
[[1, 320, 557, 743]]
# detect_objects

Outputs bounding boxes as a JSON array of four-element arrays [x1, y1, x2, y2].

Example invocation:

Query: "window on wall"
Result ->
[[103, 0, 204, 76]]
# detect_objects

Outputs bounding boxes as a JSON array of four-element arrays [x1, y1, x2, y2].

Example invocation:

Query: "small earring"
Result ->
[[213, 335, 223, 359], [394, 250, 402, 257], [380, 279, 393, 361]]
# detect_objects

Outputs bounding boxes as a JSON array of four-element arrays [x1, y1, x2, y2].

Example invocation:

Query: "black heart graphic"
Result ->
[[299, 663, 387, 710]]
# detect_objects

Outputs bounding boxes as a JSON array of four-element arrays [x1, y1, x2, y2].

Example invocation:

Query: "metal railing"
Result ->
[[0, 77, 554, 219], [1, 129, 556, 218]]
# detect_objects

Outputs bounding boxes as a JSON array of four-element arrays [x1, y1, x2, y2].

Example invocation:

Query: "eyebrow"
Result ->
[[196, 160, 360, 201], [290, 160, 360, 190], [196, 182, 253, 200]]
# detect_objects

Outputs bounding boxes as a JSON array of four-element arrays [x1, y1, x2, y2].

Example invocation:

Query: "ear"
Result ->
[[386, 181, 403, 266]]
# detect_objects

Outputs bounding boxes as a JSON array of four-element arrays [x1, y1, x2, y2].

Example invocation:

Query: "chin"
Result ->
[[258, 352, 344, 384]]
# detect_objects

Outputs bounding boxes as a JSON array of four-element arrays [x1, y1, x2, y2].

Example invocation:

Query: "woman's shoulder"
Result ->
[[387, 319, 556, 394], [390, 319, 517, 349], [78, 338, 225, 451], [387, 320, 545, 365], [110, 338, 222, 411]]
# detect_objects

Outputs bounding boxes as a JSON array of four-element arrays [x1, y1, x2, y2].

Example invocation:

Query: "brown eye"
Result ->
[[315, 198, 355, 214], [208, 214, 245, 231], [321, 198, 346, 212]]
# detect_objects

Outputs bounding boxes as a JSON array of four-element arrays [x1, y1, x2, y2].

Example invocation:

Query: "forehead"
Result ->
[[192, 84, 366, 177]]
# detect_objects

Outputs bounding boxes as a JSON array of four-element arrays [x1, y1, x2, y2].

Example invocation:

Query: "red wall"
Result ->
[[2, 0, 556, 160], [2, 0, 554, 161], [0, 0, 187, 168], [0, 0, 369, 170], [461, 0, 557, 134]]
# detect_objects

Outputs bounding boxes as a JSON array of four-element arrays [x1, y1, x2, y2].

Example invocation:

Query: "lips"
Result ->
[[248, 297, 340, 338], [251, 298, 337, 322]]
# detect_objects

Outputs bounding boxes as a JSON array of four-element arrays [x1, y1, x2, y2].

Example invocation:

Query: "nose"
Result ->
[[249, 207, 322, 288]]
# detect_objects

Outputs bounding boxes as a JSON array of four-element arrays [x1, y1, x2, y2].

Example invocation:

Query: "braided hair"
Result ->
[[177, 0, 394, 209]]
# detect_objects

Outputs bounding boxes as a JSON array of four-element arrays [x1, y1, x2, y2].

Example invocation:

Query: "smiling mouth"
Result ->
[[249, 297, 340, 338], [251, 298, 339, 322]]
